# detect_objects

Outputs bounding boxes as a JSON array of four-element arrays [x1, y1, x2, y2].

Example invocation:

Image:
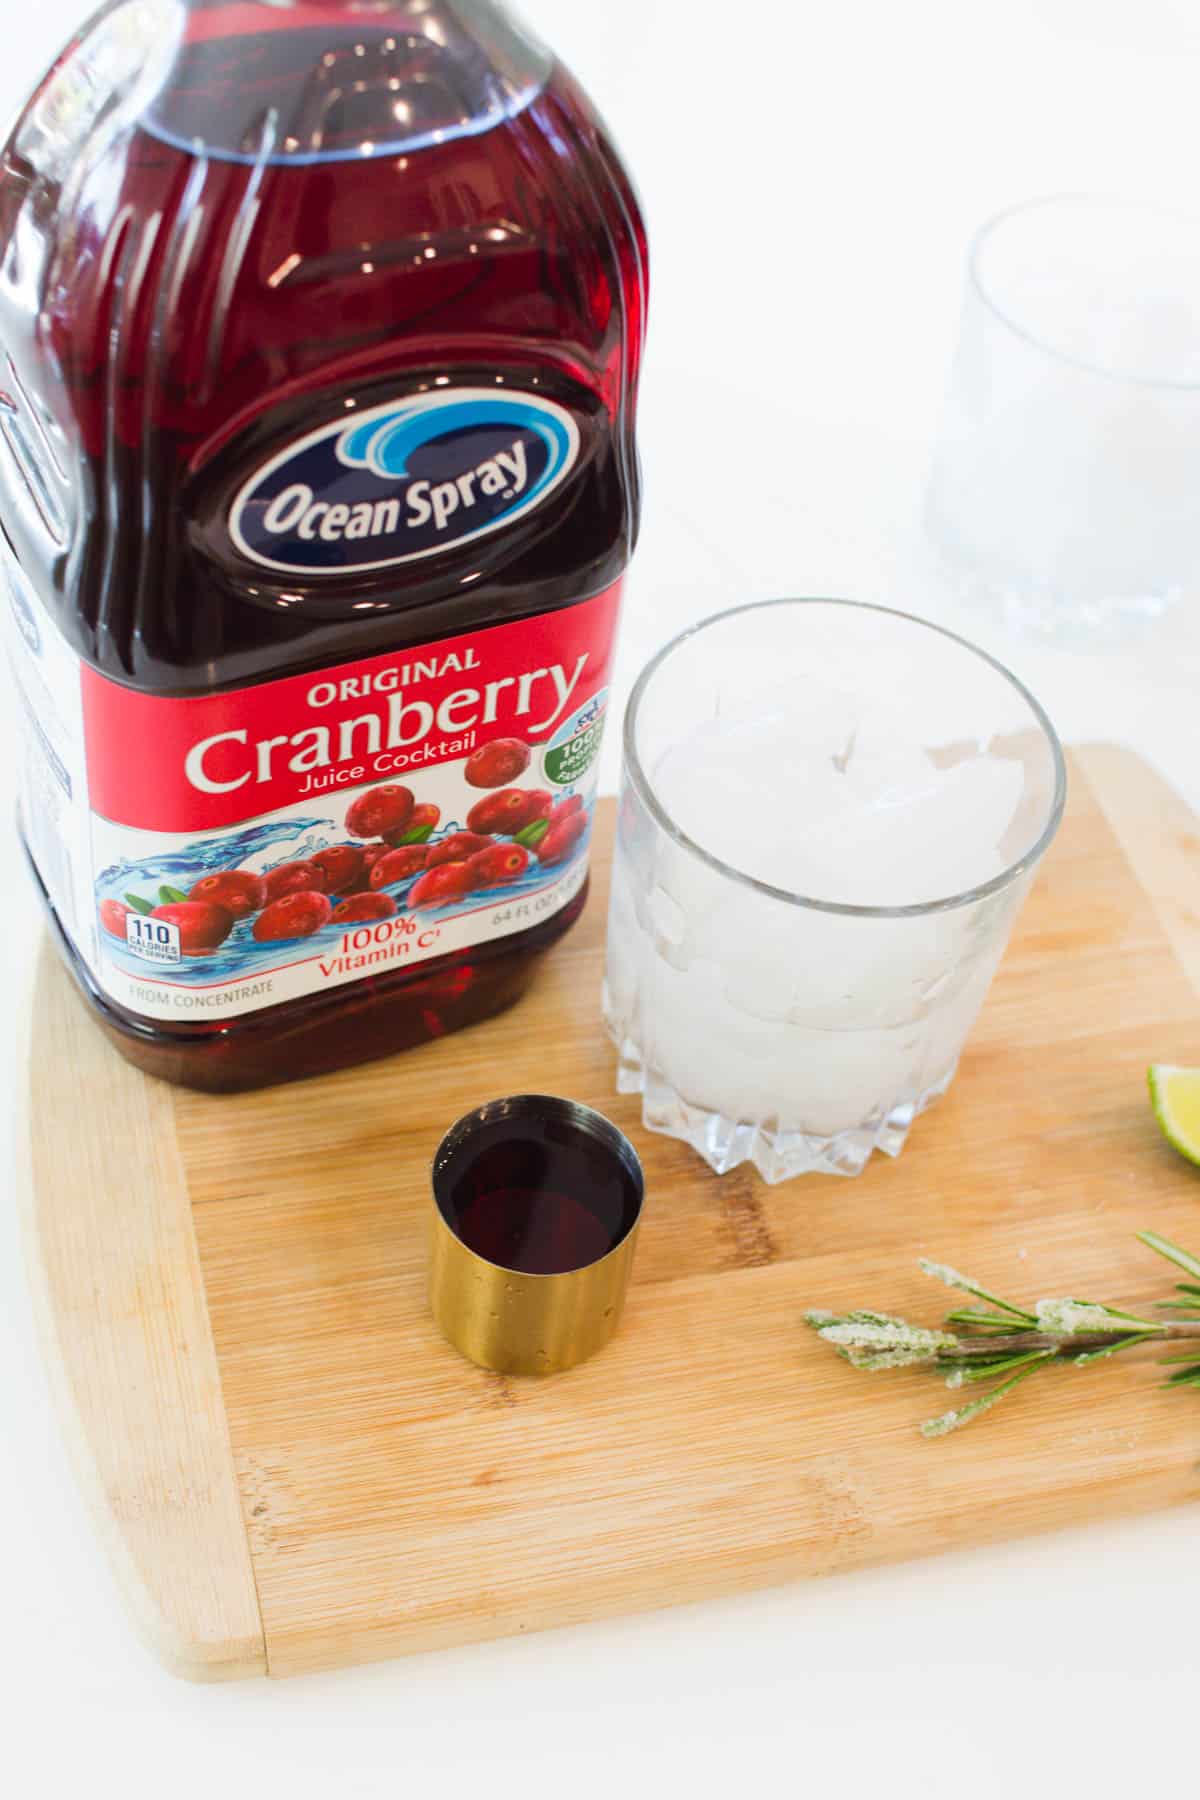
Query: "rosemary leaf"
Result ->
[[842, 1346, 942, 1371], [1035, 1297, 1159, 1335], [921, 1356, 1053, 1438], [918, 1259, 1037, 1326], [958, 1348, 1055, 1385], [1138, 1230, 1200, 1283], [1068, 1331, 1156, 1367], [808, 1311, 957, 1358], [944, 1308, 1032, 1331]]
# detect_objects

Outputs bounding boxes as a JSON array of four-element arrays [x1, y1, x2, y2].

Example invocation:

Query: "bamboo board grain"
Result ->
[[23, 747, 1200, 1680]]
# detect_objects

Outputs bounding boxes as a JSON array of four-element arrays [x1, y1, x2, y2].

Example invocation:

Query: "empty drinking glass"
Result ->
[[926, 195, 1200, 640], [603, 599, 1065, 1182]]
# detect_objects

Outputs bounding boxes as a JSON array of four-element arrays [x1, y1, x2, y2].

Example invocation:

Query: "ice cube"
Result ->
[[650, 696, 1024, 908]]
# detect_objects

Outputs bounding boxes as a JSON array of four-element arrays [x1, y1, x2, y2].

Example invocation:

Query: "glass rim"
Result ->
[[622, 596, 1068, 920], [967, 193, 1200, 392]]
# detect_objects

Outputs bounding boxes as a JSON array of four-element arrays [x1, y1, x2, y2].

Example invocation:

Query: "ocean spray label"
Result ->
[[11, 576, 620, 1024], [230, 389, 580, 575]]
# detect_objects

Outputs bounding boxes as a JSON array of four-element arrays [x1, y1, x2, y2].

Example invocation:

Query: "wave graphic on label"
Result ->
[[230, 389, 580, 575], [96, 809, 593, 990]]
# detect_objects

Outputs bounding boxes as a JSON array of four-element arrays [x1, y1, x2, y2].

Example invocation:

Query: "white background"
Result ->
[[3, 1, 1200, 1793]]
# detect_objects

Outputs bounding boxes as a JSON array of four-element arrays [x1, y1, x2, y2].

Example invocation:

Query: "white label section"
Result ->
[[98, 853, 588, 1021], [1, 546, 94, 955]]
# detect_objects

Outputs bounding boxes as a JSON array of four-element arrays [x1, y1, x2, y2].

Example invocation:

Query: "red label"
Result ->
[[81, 585, 621, 830]]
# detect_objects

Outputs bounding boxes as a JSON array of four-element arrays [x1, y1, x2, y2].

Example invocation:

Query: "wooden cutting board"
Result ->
[[21, 746, 1200, 1680]]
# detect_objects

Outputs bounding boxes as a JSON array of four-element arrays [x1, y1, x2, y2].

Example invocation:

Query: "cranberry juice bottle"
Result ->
[[0, 0, 646, 1090]]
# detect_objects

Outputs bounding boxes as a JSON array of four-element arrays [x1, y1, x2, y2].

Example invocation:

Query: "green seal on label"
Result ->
[[543, 716, 604, 786]]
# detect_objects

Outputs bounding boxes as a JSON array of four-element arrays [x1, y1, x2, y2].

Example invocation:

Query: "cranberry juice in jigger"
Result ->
[[0, 0, 646, 1090]]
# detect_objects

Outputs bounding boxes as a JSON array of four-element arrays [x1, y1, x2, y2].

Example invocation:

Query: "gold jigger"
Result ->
[[429, 1095, 644, 1376]]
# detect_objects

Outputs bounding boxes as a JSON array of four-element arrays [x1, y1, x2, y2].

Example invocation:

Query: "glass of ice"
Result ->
[[926, 196, 1200, 642], [603, 599, 1066, 1183]]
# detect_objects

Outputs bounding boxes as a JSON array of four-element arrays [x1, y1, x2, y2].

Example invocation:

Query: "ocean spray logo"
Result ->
[[230, 388, 580, 575]]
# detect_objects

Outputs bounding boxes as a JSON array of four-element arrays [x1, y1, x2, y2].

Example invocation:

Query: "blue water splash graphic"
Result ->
[[338, 395, 574, 512], [96, 808, 590, 985]]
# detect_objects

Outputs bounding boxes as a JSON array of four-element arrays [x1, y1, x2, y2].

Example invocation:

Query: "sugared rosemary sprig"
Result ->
[[807, 1230, 1200, 1437]]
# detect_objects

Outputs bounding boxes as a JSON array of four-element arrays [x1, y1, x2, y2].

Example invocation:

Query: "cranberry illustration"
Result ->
[[330, 892, 398, 924], [252, 890, 333, 942], [369, 845, 429, 889], [537, 811, 588, 865], [549, 793, 584, 824], [151, 900, 235, 956], [383, 801, 440, 845], [342, 841, 389, 893], [464, 737, 530, 789], [310, 844, 365, 895], [468, 842, 530, 888], [426, 830, 494, 869], [263, 859, 328, 904], [466, 787, 553, 836], [409, 862, 477, 910], [99, 898, 131, 940], [188, 868, 265, 919], [344, 783, 414, 839]]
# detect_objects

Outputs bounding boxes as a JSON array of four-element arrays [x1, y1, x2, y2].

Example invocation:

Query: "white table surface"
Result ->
[[3, 2, 1198, 1790]]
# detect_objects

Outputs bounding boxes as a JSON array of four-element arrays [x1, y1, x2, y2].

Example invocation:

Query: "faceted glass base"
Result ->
[[611, 1026, 958, 1183]]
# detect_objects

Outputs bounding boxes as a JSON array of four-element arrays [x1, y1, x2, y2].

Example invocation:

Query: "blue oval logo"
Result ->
[[230, 388, 580, 575]]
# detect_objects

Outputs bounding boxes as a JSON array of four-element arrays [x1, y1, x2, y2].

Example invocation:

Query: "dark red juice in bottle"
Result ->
[[0, 0, 646, 1090]]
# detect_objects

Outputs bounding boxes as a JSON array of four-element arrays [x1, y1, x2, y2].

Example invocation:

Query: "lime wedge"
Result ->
[[1149, 1065, 1200, 1167]]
